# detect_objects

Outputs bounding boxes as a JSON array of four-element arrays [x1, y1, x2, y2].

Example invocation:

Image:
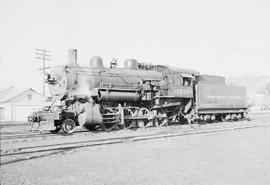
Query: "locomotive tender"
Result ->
[[29, 49, 248, 133]]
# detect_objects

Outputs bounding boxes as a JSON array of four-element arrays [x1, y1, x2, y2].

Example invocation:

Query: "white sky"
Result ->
[[0, 0, 270, 93]]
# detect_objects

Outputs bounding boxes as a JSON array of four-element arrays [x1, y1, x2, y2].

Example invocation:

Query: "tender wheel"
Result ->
[[62, 118, 76, 134]]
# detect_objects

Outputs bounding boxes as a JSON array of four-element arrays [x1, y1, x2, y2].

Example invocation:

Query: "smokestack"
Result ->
[[68, 49, 77, 66]]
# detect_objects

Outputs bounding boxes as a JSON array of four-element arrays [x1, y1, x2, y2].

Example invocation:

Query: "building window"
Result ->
[[28, 94, 32, 100]]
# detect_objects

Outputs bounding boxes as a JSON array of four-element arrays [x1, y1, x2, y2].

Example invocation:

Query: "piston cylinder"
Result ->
[[78, 103, 103, 126]]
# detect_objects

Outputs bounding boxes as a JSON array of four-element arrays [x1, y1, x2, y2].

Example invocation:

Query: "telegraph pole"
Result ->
[[35, 49, 51, 96]]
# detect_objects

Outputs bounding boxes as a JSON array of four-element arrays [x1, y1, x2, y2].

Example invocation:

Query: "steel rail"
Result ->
[[1, 122, 270, 166], [0, 118, 266, 142], [0, 118, 253, 141]]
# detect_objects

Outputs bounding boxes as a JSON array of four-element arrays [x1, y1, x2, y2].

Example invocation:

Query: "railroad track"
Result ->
[[0, 117, 254, 141], [1, 130, 90, 141], [1, 132, 54, 140], [1, 128, 105, 141], [1, 124, 187, 141], [1, 122, 270, 166]]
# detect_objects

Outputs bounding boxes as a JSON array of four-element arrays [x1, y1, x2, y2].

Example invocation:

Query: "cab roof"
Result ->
[[156, 65, 200, 75]]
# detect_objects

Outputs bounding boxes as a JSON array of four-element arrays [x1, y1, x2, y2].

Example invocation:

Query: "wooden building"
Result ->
[[0, 87, 44, 122]]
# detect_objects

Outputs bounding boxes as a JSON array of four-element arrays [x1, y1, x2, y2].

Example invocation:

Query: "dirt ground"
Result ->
[[1, 114, 270, 185]]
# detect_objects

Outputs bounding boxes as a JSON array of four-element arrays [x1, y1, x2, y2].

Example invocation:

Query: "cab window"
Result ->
[[183, 77, 191, 86]]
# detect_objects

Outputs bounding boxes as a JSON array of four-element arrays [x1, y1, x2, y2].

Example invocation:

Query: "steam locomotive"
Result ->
[[28, 49, 248, 133]]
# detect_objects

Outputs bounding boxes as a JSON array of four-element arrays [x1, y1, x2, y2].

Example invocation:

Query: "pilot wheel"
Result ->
[[61, 118, 76, 134]]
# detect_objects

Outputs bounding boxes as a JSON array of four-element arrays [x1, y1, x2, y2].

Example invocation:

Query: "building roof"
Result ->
[[0, 87, 42, 103]]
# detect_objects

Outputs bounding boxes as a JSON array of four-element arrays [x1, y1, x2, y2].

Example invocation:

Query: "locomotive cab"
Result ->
[[156, 65, 198, 98]]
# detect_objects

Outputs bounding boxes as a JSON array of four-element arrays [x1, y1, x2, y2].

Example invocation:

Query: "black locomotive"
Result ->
[[28, 49, 248, 133]]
